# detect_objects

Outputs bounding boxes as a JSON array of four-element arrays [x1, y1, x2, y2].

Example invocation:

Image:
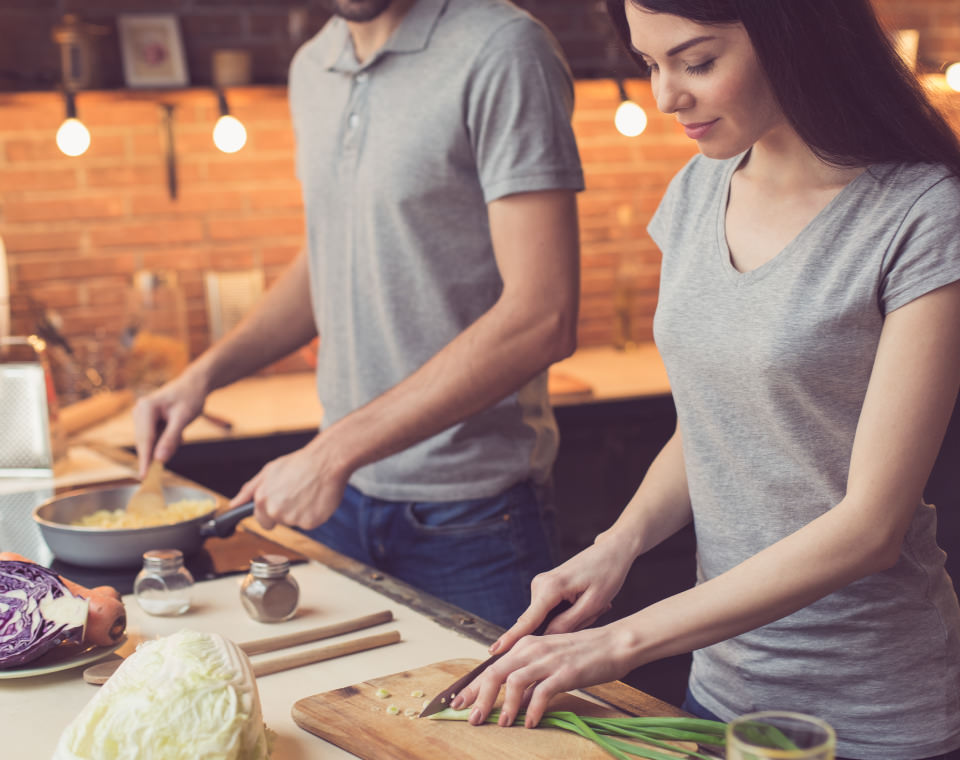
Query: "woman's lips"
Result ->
[[682, 119, 719, 139]]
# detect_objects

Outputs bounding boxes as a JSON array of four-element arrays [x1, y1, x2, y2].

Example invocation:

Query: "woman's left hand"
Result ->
[[451, 621, 636, 729]]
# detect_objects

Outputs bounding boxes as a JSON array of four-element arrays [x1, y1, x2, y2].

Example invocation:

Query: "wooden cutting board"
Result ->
[[292, 658, 692, 759]]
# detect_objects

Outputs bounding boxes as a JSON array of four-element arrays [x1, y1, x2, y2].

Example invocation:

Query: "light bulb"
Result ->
[[213, 114, 247, 153], [946, 62, 960, 93], [614, 99, 648, 137], [55, 117, 91, 157]]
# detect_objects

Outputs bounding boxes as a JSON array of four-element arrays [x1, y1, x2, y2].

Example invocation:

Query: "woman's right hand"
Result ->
[[487, 529, 638, 656], [132, 370, 208, 477]]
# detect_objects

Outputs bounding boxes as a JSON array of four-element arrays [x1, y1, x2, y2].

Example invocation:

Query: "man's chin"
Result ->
[[325, 0, 393, 22]]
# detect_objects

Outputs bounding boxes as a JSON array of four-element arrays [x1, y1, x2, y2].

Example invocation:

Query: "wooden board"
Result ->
[[547, 370, 594, 402], [292, 658, 692, 760]]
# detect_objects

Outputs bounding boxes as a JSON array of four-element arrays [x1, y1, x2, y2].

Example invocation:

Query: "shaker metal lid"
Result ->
[[249, 554, 291, 578], [142, 548, 185, 569]]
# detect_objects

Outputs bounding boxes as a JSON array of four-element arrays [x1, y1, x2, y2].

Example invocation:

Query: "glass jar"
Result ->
[[122, 270, 189, 394], [240, 554, 299, 623], [134, 549, 194, 616]]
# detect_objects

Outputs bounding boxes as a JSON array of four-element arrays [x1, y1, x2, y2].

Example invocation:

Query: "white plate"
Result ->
[[0, 636, 126, 679]]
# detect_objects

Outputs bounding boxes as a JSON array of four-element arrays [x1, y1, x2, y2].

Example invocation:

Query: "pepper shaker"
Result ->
[[240, 554, 299, 622]]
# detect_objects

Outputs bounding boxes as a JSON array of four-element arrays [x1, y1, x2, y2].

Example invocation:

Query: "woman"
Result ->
[[453, 2, 960, 758]]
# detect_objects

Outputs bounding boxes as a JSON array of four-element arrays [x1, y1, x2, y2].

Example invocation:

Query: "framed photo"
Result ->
[[117, 14, 189, 88]]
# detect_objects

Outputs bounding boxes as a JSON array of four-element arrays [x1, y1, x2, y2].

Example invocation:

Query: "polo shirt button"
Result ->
[[348, 113, 360, 129]]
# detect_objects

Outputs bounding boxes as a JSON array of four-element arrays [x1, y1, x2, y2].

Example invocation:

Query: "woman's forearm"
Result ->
[[614, 490, 912, 670]]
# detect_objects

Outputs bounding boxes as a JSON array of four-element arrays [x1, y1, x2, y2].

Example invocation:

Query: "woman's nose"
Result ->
[[653, 73, 689, 114]]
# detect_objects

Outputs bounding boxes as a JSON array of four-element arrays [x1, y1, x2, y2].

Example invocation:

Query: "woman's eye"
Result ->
[[686, 59, 716, 75]]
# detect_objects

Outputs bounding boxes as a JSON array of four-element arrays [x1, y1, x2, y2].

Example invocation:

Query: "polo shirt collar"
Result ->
[[322, 0, 450, 72]]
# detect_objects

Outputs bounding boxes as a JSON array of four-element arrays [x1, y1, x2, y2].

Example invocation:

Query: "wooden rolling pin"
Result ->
[[84, 609, 396, 685], [251, 630, 401, 678], [59, 389, 134, 436]]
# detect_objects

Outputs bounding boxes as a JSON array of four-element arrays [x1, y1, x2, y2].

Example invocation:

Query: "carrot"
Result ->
[[0, 552, 126, 646]]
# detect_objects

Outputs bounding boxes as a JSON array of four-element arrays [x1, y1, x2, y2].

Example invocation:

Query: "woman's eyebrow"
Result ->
[[631, 35, 718, 58]]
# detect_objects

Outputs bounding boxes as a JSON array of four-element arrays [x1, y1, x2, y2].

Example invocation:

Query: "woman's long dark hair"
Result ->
[[606, 0, 960, 177]]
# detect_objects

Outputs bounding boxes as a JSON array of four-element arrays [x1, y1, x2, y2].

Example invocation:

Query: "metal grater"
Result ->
[[0, 337, 57, 476], [0, 487, 54, 563]]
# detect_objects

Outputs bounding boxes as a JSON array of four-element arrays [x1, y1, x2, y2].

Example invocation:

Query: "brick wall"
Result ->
[[0, 80, 687, 373], [0, 0, 958, 398]]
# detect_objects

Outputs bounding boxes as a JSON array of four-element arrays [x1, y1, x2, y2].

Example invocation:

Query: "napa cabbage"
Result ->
[[53, 629, 274, 760]]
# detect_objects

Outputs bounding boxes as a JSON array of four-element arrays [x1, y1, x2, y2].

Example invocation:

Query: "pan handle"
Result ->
[[199, 501, 255, 539]]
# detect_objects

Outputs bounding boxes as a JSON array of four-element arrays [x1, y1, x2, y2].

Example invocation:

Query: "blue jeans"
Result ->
[[682, 688, 959, 760], [300, 481, 554, 629]]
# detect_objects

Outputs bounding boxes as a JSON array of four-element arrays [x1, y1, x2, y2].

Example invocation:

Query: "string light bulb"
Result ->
[[55, 90, 90, 157], [213, 89, 247, 153], [946, 62, 960, 92], [614, 79, 647, 137]]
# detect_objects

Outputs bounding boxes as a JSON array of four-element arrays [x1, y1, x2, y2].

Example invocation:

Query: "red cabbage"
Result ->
[[0, 560, 87, 668]]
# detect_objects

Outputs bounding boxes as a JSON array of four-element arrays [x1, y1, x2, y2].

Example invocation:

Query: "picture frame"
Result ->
[[117, 14, 189, 88]]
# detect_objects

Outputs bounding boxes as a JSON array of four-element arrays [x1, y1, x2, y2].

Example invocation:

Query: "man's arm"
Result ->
[[331, 188, 580, 465], [235, 188, 580, 528]]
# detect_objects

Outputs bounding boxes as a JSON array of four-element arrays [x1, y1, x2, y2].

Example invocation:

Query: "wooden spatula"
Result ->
[[126, 459, 166, 516]]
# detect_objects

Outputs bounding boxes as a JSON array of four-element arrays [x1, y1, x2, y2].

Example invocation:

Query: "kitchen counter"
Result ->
[[1, 561, 493, 759], [1, 555, 682, 759], [74, 344, 671, 450], [552, 343, 670, 402]]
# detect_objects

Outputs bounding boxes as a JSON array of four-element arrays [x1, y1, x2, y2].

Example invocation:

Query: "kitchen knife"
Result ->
[[199, 500, 255, 538], [418, 599, 573, 718]]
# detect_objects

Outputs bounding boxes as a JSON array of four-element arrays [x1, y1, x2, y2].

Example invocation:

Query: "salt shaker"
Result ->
[[240, 554, 299, 623], [134, 549, 194, 616]]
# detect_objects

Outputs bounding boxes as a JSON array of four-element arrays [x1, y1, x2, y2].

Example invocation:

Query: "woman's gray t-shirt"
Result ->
[[649, 154, 960, 759]]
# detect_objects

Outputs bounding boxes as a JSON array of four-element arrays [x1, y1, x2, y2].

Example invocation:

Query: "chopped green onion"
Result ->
[[375, 688, 390, 699], [386, 704, 400, 715], [427, 708, 726, 760]]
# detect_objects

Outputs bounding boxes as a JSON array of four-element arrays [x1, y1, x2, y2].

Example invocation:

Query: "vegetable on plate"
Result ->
[[0, 552, 126, 668], [0, 559, 87, 668]]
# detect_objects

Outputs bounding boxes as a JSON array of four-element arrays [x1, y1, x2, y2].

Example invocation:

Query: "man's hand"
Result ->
[[228, 434, 352, 531], [132, 370, 208, 477]]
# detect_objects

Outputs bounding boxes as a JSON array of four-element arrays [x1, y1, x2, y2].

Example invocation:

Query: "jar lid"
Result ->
[[142, 548, 184, 570], [249, 554, 291, 579]]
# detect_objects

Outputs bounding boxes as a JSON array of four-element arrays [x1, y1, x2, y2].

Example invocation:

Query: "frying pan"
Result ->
[[32, 485, 254, 569]]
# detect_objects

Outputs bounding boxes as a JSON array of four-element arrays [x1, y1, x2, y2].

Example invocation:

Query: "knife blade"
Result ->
[[418, 599, 573, 718]]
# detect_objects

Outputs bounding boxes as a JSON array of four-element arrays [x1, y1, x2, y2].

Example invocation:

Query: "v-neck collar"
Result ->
[[715, 152, 870, 284]]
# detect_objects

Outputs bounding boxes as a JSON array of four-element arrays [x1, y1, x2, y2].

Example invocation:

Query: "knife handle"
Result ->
[[531, 598, 573, 636], [483, 598, 572, 665]]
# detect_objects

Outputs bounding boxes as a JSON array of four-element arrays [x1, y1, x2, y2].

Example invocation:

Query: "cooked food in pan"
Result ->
[[70, 498, 216, 530]]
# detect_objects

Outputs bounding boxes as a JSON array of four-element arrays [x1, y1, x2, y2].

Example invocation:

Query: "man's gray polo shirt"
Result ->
[[288, 0, 584, 501]]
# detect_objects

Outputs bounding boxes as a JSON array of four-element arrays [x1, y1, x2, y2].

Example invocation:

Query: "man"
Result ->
[[133, 0, 583, 628]]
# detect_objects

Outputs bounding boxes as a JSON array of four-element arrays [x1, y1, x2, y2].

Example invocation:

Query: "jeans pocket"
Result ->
[[403, 484, 530, 538]]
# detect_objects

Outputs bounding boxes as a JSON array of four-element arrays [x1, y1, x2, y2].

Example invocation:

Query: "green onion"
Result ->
[[734, 720, 799, 750], [428, 708, 726, 759]]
